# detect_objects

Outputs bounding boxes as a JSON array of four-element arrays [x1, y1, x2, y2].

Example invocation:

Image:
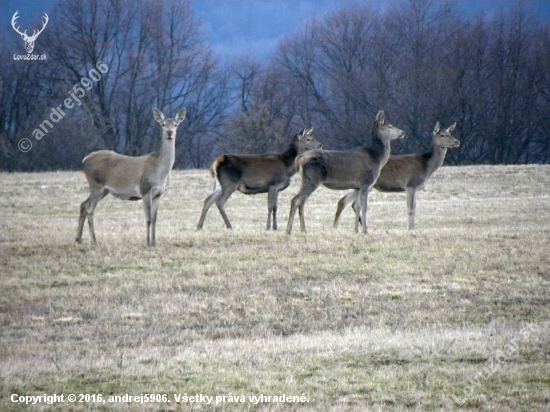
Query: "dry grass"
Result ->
[[1, 165, 549, 411]]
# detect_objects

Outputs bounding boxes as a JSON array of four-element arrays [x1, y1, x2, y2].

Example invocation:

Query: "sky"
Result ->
[[2, 0, 550, 61], [187, 0, 550, 61], [187, 0, 374, 61]]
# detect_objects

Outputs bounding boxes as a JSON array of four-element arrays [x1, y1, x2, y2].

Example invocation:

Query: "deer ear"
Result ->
[[175, 108, 187, 124], [433, 122, 440, 135], [376, 110, 386, 125], [446, 122, 457, 133], [298, 127, 307, 138], [307, 127, 314, 135], [154, 108, 164, 123]]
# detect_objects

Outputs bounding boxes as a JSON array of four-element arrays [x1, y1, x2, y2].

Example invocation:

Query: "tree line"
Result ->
[[1, 0, 549, 171]]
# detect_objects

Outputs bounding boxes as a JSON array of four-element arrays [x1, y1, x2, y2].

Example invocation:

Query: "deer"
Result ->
[[333, 121, 459, 230], [76, 108, 187, 247], [286, 110, 406, 235], [11, 11, 49, 54], [196, 128, 322, 231]]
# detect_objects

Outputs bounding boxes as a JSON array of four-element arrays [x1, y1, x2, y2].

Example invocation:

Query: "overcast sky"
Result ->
[[3, 0, 550, 61], [187, 0, 373, 60], [188, 0, 550, 61]]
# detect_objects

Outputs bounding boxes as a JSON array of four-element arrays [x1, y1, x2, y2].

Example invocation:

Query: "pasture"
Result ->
[[1, 165, 549, 411]]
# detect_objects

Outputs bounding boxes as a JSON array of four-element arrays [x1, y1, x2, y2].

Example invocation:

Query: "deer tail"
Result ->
[[82, 151, 99, 164], [210, 155, 225, 179]]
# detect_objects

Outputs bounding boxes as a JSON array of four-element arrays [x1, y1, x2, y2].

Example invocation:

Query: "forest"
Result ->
[[1, 0, 550, 171]]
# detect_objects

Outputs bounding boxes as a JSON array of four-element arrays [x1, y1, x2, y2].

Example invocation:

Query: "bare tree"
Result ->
[[1, 0, 231, 170], [222, 103, 287, 154], [2, 0, 550, 170], [270, 0, 550, 165]]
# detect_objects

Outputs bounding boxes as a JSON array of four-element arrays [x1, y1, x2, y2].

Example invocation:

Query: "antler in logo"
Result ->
[[11, 11, 49, 54]]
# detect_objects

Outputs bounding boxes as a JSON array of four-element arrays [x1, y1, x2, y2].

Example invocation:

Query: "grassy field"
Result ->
[[1, 165, 549, 411]]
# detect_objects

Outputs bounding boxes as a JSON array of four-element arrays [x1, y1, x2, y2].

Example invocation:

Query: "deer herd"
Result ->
[[76, 108, 460, 246]]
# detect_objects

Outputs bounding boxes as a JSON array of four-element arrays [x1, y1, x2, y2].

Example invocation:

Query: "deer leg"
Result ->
[[353, 195, 362, 233], [298, 203, 306, 232], [286, 181, 318, 235], [196, 185, 223, 230], [286, 195, 300, 234], [149, 194, 162, 246], [215, 187, 236, 229], [334, 189, 357, 228], [267, 186, 279, 230], [407, 188, 417, 230], [76, 198, 89, 243], [272, 200, 278, 230], [359, 188, 371, 234], [78, 189, 107, 245], [143, 193, 153, 247], [88, 192, 107, 246], [352, 200, 361, 226]]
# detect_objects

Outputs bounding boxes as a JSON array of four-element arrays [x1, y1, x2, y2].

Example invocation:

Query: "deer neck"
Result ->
[[369, 133, 391, 166], [158, 137, 176, 175], [281, 142, 299, 167], [426, 144, 448, 177]]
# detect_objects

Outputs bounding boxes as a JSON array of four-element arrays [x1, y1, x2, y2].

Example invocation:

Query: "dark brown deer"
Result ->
[[333, 122, 459, 230], [286, 110, 405, 234], [196, 128, 322, 230]]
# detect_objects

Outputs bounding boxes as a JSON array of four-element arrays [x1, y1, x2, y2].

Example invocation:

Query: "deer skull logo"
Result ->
[[11, 11, 49, 54]]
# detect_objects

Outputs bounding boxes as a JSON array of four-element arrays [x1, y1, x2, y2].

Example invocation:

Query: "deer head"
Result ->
[[11, 11, 49, 54], [294, 127, 322, 153], [154, 108, 187, 140], [433, 122, 460, 149]]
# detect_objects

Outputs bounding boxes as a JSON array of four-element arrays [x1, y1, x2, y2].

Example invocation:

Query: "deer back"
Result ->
[[83, 151, 149, 191], [375, 155, 428, 192], [299, 149, 382, 189], [216, 153, 293, 193]]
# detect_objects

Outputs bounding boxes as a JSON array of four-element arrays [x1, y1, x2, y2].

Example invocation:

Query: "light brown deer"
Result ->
[[333, 122, 459, 230], [286, 110, 405, 234], [76, 108, 187, 247], [196, 128, 322, 230]]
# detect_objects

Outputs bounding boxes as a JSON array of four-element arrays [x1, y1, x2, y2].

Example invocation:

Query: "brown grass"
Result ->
[[1, 165, 549, 411]]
